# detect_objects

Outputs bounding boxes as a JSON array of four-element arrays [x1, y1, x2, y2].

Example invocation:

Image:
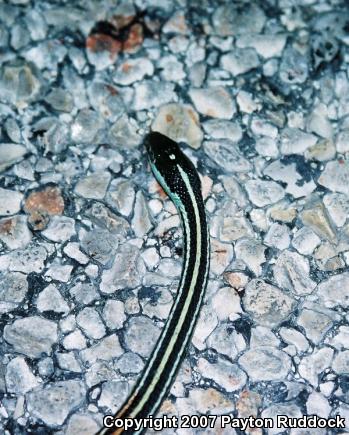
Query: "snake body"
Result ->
[[99, 131, 210, 434]]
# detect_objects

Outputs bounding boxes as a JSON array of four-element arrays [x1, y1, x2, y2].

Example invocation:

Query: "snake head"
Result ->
[[144, 131, 201, 201], [144, 131, 181, 170]]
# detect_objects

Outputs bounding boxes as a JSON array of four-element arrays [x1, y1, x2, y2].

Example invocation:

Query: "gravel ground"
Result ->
[[1, 0, 349, 434]]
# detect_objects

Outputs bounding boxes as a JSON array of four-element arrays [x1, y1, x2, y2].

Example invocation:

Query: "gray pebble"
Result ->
[[243, 279, 295, 327], [26, 380, 86, 427], [4, 316, 57, 358], [124, 316, 160, 358], [239, 346, 291, 381]]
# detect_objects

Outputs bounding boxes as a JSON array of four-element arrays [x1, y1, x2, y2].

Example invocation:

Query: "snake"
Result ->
[[99, 131, 210, 434]]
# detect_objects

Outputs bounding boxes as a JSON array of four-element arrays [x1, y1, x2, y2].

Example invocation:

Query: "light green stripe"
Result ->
[[128, 164, 193, 415], [143, 165, 203, 415]]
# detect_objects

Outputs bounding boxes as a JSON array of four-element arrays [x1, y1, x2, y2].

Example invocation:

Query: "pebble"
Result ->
[[124, 316, 160, 358], [100, 243, 146, 293], [103, 300, 126, 330], [245, 180, 285, 207], [297, 308, 333, 344], [107, 179, 135, 217], [24, 186, 64, 231], [204, 140, 251, 173], [212, 3, 266, 36], [192, 302, 218, 351], [264, 160, 316, 198], [76, 307, 106, 340], [273, 251, 316, 295], [211, 287, 242, 321], [69, 282, 98, 306], [207, 323, 245, 360], [333, 350, 349, 374], [306, 391, 331, 418], [85, 203, 129, 237], [109, 114, 141, 149], [251, 117, 278, 138], [4, 316, 57, 358], [327, 326, 349, 350], [210, 238, 234, 275], [305, 138, 336, 162], [0, 271, 28, 314], [243, 279, 295, 327], [116, 352, 143, 375], [45, 88, 74, 112], [163, 10, 189, 34], [197, 357, 246, 393], [113, 58, 154, 85], [26, 380, 86, 427], [0, 60, 42, 104], [0, 143, 26, 172], [300, 200, 336, 241], [141, 247, 160, 270], [132, 80, 176, 111], [307, 103, 333, 139], [4, 118, 21, 143], [63, 330, 87, 351], [236, 34, 287, 58], [335, 129, 349, 153], [87, 82, 124, 122], [236, 90, 260, 114], [98, 380, 129, 414], [280, 128, 317, 155], [298, 347, 334, 386], [235, 238, 266, 276], [132, 191, 153, 238], [318, 160, 349, 195], [36, 283, 69, 314], [45, 262, 73, 283], [25, 40, 67, 70], [25, 9, 47, 41], [0, 243, 47, 274], [264, 222, 290, 250], [37, 357, 54, 378], [221, 48, 260, 76], [279, 327, 309, 354], [71, 109, 104, 144], [317, 272, 349, 308], [0, 215, 32, 250], [323, 193, 349, 227], [0, 187, 22, 216], [158, 55, 186, 82], [279, 46, 309, 84], [65, 414, 99, 435], [203, 119, 242, 142], [219, 213, 253, 242], [188, 387, 233, 415], [250, 326, 280, 349], [63, 242, 89, 265], [152, 103, 203, 149], [41, 216, 75, 242], [5, 356, 39, 394], [262, 403, 302, 435], [56, 352, 81, 373], [189, 87, 235, 119], [80, 228, 118, 266], [86, 34, 121, 71], [75, 171, 111, 200], [292, 226, 321, 255], [80, 334, 123, 365], [239, 346, 291, 381]]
